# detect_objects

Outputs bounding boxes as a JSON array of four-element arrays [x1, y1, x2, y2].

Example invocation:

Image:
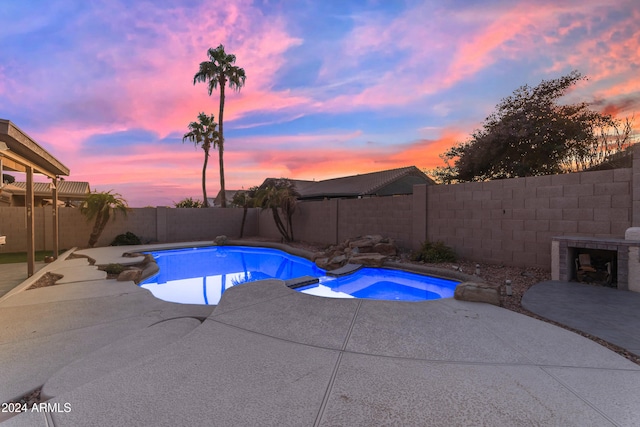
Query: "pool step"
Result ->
[[285, 276, 319, 289], [326, 263, 363, 277]]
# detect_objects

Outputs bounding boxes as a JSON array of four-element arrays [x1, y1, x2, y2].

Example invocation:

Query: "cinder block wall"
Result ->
[[165, 208, 257, 242], [256, 200, 336, 245], [0, 207, 259, 252], [337, 196, 414, 248], [0, 207, 31, 252], [427, 169, 633, 267], [291, 200, 336, 244], [256, 196, 414, 248], [258, 200, 339, 245]]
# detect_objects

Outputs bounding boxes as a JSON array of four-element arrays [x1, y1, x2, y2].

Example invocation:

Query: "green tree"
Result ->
[[254, 179, 299, 242], [433, 71, 629, 182], [80, 191, 129, 248], [231, 186, 258, 238], [193, 44, 246, 208], [174, 197, 205, 208], [183, 112, 219, 207]]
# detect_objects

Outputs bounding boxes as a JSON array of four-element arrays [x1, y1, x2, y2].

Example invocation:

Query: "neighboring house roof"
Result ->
[[261, 166, 434, 200], [7, 180, 91, 199], [212, 190, 240, 207]]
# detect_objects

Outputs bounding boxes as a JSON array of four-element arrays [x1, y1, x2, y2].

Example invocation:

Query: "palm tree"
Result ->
[[183, 112, 219, 207], [193, 44, 246, 208], [80, 191, 129, 248], [254, 179, 299, 242], [231, 186, 258, 238]]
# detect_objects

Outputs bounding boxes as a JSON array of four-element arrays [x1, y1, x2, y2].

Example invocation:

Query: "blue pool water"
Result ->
[[139, 246, 458, 305]]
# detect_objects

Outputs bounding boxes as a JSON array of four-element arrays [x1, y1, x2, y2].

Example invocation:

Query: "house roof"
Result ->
[[262, 166, 434, 199], [211, 190, 241, 207], [6, 180, 90, 198]]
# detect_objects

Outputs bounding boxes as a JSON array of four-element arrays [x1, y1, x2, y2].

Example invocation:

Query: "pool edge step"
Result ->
[[326, 263, 363, 277], [285, 276, 320, 289]]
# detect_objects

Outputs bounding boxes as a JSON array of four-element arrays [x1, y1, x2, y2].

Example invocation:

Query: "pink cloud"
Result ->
[[104, 2, 307, 136], [319, 0, 639, 114], [15, 1, 308, 143], [219, 128, 467, 187]]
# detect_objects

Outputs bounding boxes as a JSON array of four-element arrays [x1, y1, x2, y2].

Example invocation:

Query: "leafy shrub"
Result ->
[[110, 232, 142, 246], [174, 197, 205, 208], [102, 263, 126, 275], [411, 240, 457, 263]]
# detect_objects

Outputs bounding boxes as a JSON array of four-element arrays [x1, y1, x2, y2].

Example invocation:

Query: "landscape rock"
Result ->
[[314, 235, 398, 270], [214, 235, 228, 245], [312, 251, 325, 262], [454, 282, 501, 306], [330, 254, 347, 265], [349, 235, 383, 250], [315, 257, 331, 269], [373, 242, 397, 256], [117, 268, 142, 283], [349, 253, 387, 267]]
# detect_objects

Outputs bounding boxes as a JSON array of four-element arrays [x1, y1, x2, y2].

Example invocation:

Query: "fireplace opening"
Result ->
[[572, 248, 617, 287]]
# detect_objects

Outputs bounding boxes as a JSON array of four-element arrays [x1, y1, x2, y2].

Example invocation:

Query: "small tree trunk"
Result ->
[[218, 78, 226, 208], [202, 146, 209, 207], [287, 211, 294, 242], [218, 142, 225, 208], [88, 212, 109, 247], [239, 206, 247, 238], [271, 208, 290, 242]]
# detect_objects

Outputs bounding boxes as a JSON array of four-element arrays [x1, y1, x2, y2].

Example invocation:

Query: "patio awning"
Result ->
[[0, 119, 70, 276]]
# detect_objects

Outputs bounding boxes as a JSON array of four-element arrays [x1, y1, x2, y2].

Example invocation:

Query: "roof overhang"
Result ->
[[0, 119, 70, 178]]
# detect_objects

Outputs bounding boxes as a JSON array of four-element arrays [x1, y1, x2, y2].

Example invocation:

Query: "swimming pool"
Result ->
[[139, 246, 459, 304]]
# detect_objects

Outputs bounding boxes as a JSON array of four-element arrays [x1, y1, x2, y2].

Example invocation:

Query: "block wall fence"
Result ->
[[0, 207, 258, 253], [2, 145, 639, 269], [426, 169, 633, 267]]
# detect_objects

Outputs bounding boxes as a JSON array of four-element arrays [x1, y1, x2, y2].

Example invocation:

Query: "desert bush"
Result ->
[[174, 197, 205, 208], [102, 263, 126, 275], [411, 240, 457, 263], [110, 232, 142, 246]]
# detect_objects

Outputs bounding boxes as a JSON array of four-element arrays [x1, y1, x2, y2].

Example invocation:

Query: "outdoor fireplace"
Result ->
[[571, 248, 616, 286], [552, 230, 640, 293]]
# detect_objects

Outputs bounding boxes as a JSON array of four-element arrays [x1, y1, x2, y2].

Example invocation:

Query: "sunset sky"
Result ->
[[1, 0, 639, 206]]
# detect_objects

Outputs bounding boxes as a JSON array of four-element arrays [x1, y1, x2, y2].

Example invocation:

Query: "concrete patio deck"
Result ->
[[1, 245, 639, 426]]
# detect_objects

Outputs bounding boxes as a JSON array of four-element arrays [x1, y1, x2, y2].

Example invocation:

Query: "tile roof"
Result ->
[[262, 166, 434, 199], [7, 180, 90, 198]]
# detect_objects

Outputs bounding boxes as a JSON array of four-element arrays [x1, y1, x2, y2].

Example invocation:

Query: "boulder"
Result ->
[[315, 257, 331, 270], [348, 235, 383, 251], [349, 253, 387, 267], [454, 282, 501, 306], [117, 268, 142, 283], [312, 251, 326, 262], [314, 235, 398, 269], [330, 254, 347, 265], [373, 242, 397, 256], [142, 254, 155, 265], [214, 235, 228, 245]]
